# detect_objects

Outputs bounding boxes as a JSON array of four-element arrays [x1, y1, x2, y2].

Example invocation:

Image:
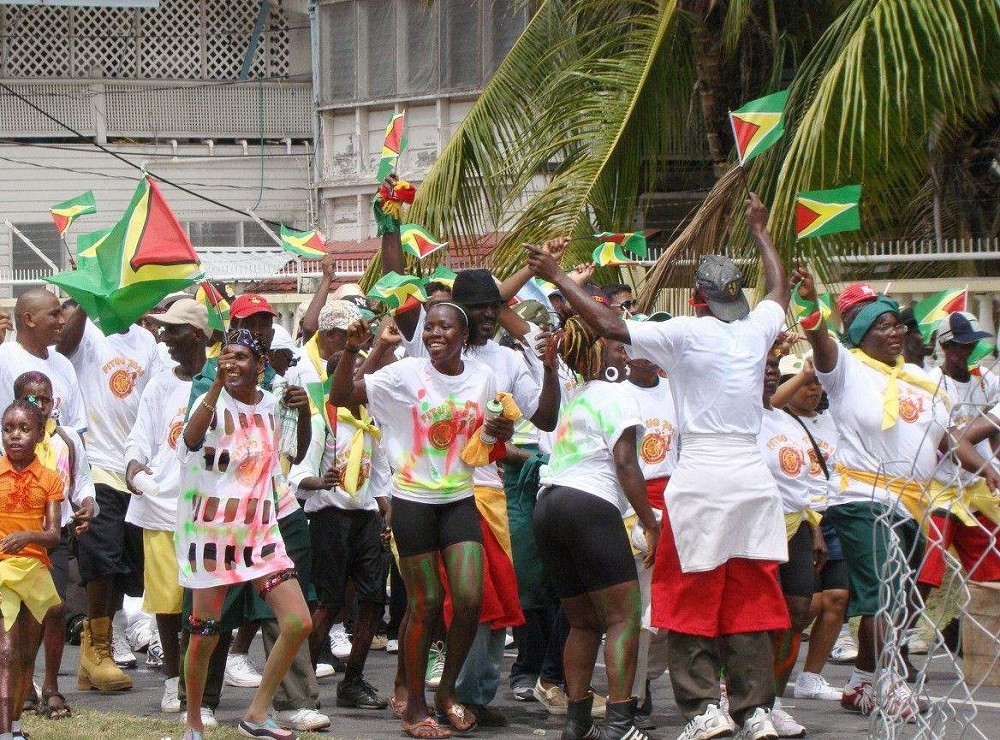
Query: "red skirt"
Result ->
[[650, 506, 789, 637]]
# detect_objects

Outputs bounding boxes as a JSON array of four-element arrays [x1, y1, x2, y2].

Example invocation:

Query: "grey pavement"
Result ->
[[34, 638, 1000, 739]]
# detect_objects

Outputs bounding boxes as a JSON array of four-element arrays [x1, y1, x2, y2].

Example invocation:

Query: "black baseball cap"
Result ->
[[937, 311, 992, 345], [452, 269, 502, 306], [695, 255, 750, 322]]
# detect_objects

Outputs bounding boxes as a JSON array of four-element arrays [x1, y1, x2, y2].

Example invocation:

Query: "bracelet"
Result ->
[[200, 399, 216, 413]]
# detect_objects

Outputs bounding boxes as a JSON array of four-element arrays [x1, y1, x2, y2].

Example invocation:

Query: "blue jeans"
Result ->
[[456, 624, 506, 706]]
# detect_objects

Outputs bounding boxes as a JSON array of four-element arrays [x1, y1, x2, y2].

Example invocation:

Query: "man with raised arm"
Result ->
[[526, 194, 791, 740]]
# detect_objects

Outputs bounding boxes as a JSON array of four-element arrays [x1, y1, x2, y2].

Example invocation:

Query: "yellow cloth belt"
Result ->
[[336, 406, 381, 496], [784, 509, 823, 541], [836, 463, 927, 520], [926, 479, 1000, 529], [460, 393, 522, 467], [849, 349, 947, 430], [0, 556, 61, 624]]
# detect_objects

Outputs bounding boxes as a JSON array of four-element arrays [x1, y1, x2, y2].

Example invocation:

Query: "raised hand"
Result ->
[[790, 260, 818, 302], [746, 192, 769, 235]]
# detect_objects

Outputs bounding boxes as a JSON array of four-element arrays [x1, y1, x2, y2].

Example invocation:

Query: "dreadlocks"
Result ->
[[559, 317, 604, 381]]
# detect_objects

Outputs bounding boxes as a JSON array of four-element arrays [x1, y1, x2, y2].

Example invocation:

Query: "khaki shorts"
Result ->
[[142, 530, 182, 615]]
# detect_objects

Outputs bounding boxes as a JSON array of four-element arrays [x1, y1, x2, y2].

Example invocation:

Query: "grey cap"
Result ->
[[695, 254, 749, 322]]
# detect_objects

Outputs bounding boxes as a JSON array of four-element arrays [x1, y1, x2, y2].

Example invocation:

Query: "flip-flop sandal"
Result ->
[[389, 695, 407, 719], [403, 716, 452, 739], [237, 717, 295, 740], [435, 702, 477, 733], [23, 682, 40, 713], [39, 690, 71, 720]]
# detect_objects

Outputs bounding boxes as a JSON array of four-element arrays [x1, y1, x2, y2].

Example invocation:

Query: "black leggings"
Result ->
[[391, 495, 482, 558], [533, 485, 637, 600]]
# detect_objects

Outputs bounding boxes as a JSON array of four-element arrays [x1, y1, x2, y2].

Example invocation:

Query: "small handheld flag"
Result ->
[[794, 185, 862, 240], [594, 232, 647, 259], [593, 241, 639, 267], [197, 281, 231, 332], [912, 289, 967, 343], [424, 265, 457, 290], [400, 223, 447, 260], [279, 224, 326, 259], [50, 191, 97, 235], [376, 112, 406, 181], [75, 227, 112, 271], [729, 90, 789, 166], [366, 272, 426, 315]]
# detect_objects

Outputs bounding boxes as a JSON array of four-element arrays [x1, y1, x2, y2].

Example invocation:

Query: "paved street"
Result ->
[[27, 638, 1000, 739]]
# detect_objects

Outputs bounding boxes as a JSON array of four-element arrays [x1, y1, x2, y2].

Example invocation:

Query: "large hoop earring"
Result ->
[[604, 366, 619, 383]]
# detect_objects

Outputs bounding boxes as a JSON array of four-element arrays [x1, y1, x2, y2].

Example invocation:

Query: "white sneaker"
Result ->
[[161, 676, 181, 713], [829, 627, 858, 664], [769, 700, 806, 738], [719, 682, 738, 732], [126, 617, 154, 653], [386, 639, 399, 654], [146, 631, 164, 669], [274, 707, 332, 731], [201, 707, 219, 728], [504, 629, 515, 649], [677, 703, 734, 740], [315, 662, 335, 679], [793, 671, 841, 701], [736, 707, 778, 740], [328, 624, 353, 661], [905, 631, 930, 655], [111, 612, 137, 669], [224, 652, 263, 688], [425, 640, 446, 689]]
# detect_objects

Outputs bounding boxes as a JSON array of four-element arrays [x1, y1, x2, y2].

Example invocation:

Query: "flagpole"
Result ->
[[247, 211, 285, 248], [5, 220, 60, 272], [199, 280, 228, 333], [59, 234, 77, 270]]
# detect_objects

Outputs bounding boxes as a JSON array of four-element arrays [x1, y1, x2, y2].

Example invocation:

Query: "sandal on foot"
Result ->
[[182, 731, 203, 740], [238, 717, 295, 739], [435, 702, 477, 733], [39, 690, 71, 719], [390, 695, 407, 719], [403, 716, 452, 739], [23, 682, 40, 713]]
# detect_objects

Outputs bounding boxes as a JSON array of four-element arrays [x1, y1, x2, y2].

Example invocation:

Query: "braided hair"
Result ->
[[559, 317, 604, 381]]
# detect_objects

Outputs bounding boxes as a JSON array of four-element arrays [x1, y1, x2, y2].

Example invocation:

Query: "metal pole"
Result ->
[[5, 220, 59, 272], [246, 211, 285, 248]]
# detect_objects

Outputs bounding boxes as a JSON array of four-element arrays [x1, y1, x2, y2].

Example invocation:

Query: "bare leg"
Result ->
[[593, 581, 642, 703], [802, 590, 849, 675], [231, 620, 261, 654], [243, 576, 312, 724], [434, 542, 484, 718], [85, 576, 116, 620], [183, 585, 227, 734], [392, 609, 410, 710], [561, 593, 604, 703], [40, 602, 70, 717], [12, 610, 43, 725], [398, 552, 445, 727], [156, 613, 183, 679], [773, 594, 812, 694]]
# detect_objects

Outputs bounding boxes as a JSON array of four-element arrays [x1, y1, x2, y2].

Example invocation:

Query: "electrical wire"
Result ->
[[0, 140, 313, 159]]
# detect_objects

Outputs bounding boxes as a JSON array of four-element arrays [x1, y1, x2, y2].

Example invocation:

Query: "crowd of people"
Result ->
[[0, 181, 997, 740]]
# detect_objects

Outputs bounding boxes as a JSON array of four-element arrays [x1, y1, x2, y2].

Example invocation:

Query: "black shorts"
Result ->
[[817, 557, 849, 592], [75, 484, 144, 596], [308, 507, 388, 611], [532, 486, 637, 600], [391, 496, 482, 558], [779, 522, 816, 599]]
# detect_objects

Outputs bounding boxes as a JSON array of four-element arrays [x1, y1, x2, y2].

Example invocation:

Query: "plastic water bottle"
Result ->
[[479, 398, 504, 445], [271, 378, 300, 459], [133, 471, 160, 498]]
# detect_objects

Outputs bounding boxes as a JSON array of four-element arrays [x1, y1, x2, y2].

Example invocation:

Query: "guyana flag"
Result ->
[[375, 112, 406, 181], [47, 176, 203, 335], [366, 271, 426, 315], [400, 223, 447, 260], [424, 265, 457, 289], [594, 231, 647, 259], [969, 340, 995, 368], [280, 224, 326, 258], [912, 288, 967, 343], [75, 227, 112, 271], [795, 184, 862, 240], [729, 90, 789, 166], [196, 281, 231, 332], [791, 290, 836, 333], [50, 191, 97, 235], [306, 377, 335, 435], [593, 241, 639, 267]]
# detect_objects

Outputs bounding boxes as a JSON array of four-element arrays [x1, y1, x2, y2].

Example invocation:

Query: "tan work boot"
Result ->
[[78, 617, 132, 691]]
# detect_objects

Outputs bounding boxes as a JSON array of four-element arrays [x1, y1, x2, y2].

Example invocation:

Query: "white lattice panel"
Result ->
[[1, 7, 71, 78], [71, 6, 137, 78], [139, 0, 202, 79]]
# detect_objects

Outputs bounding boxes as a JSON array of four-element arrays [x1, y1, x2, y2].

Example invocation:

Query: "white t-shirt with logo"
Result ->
[[539, 380, 643, 514], [0, 341, 87, 432], [625, 300, 785, 436], [758, 407, 813, 514], [928, 366, 1000, 487], [125, 368, 191, 531], [288, 412, 390, 512], [789, 410, 838, 511], [67, 321, 160, 475], [817, 342, 950, 516], [622, 377, 678, 480], [364, 356, 497, 504]]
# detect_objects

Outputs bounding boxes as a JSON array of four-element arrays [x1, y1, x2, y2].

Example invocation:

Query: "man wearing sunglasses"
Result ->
[[604, 283, 635, 317]]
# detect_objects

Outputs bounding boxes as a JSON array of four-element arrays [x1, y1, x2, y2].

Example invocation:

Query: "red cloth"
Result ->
[[918, 512, 1000, 587], [836, 282, 878, 316], [650, 507, 790, 637], [646, 477, 668, 511]]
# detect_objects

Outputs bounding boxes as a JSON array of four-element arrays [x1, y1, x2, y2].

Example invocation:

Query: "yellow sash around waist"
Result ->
[[836, 463, 928, 520], [784, 508, 823, 541], [926, 478, 1000, 528]]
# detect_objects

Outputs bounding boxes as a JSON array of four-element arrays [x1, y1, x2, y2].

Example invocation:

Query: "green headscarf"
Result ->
[[845, 295, 900, 348]]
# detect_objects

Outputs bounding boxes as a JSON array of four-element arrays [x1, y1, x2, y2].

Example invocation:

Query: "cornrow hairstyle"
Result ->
[[13, 370, 51, 398], [559, 317, 603, 380], [3, 399, 46, 431]]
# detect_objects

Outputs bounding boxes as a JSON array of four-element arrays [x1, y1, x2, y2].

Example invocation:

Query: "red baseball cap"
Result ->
[[229, 293, 277, 319], [836, 282, 878, 316]]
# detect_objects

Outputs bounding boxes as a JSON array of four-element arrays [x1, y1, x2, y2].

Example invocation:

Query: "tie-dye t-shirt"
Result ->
[[176, 389, 293, 588], [364, 356, 497, 504], [539, 380, 643, 514]]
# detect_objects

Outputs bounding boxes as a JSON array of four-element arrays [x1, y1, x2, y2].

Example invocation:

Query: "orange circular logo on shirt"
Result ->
[[234, 454, 261, 487], [807, 449, 823, 477], [167, 420, 183, 450], [640, 433, 667, 464], [108, 369, 135, 399], [899, 398, 919, 423], [428, 420, 456, 450], [779, 446, 804, 477]]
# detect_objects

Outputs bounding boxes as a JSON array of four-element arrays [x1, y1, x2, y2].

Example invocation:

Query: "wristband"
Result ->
[[200, 399, 216, 413]]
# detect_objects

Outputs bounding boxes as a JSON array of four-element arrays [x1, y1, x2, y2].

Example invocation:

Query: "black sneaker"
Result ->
[[336, 677, 388, 709]]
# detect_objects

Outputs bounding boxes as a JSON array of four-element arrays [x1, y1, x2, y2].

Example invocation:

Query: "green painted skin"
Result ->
[[597, 582, 642, 698]]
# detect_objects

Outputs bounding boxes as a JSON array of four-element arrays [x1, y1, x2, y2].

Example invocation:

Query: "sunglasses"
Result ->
[[612, 300, 635, 310]]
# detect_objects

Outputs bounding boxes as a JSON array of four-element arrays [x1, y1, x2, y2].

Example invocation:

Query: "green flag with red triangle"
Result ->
[[375, 112, 406, 181], [795, 185, 862, 240], [729, 90, 789, 165]]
